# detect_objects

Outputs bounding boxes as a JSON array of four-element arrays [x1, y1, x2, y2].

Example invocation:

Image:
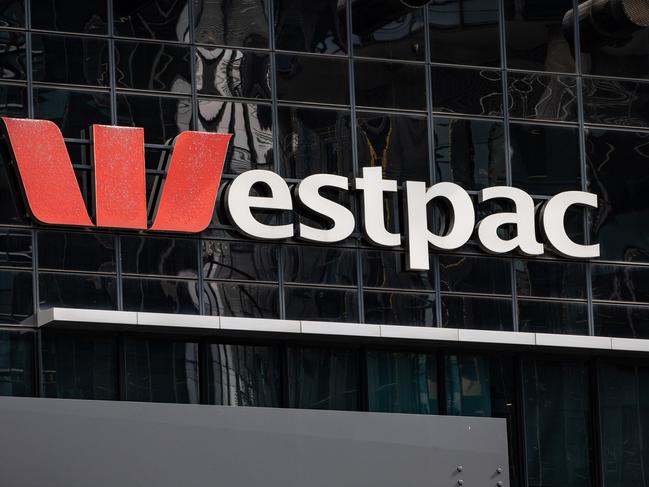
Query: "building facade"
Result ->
[[0, 0, 648, 486]]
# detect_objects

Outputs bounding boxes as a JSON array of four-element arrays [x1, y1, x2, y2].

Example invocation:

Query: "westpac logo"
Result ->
[[1, 117, 231, 233]]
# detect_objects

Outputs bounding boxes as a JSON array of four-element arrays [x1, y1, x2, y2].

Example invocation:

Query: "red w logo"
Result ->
[[1, 118, 231, 233]]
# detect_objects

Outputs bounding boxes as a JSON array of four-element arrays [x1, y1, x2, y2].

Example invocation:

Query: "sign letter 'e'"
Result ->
[[541, 191, 600, 258], [354, 167, 401, 247], [405, 181, 475, 270], [226, 170, 293, 239], [477, 186, 543, 255]]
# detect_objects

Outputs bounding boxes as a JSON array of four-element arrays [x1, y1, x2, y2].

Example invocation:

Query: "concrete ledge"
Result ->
[[220, 316, 301, 333], [535, 333, 612, 350], [380, 325, 459, 341], [137, 313, 220, 329], [612, 337, 649, 352], [37, 308, 137, 327], [301, 321, 381, 337], [459, 329, 536, 346]]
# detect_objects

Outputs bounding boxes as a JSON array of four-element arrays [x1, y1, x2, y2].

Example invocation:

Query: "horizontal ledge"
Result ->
[[33, 308, 649, 354]]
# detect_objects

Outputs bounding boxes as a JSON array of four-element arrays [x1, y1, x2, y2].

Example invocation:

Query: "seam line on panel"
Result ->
[[107, 0, 117, 124], [25, 0, 33, 118], [188, 0, 199, 132]]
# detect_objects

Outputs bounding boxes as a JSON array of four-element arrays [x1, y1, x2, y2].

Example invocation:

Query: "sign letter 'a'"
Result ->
[[1, 118, 231, 233]]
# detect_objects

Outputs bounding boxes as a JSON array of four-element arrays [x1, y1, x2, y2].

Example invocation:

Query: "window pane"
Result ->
[[0, 83, 27, 117], [364, 291, 435, 326], [442, 295, 513, 330], [122, 278, 200, 314], [593, 265, 649, 304], [0, 270, 31, 324], [0, 0, 24, 27], [117, 93, 191, 145], [515, 259, 587, 299], [285, 286, 358, 322], [0, 230, 31, 268], [508, 72, 577, 123], [518, 299, 589, 335], [125, 338, 199, 404], [196, 48, 270, 99], [583, 78, 649, 129], [276, 53, 349, 105], [287, 347, 359, 411], [39, 273, 116, 310], [121, 236, 197, 277], [207, 343, 280, 407], [203, 281, 279, 318], [284, 246, 356, 286], [193, 0, 269, 48], [594, 304, 649, 339], [355, 60, 426, 112], [440, 255, 511, 295], [42, 333, 116, 400], [522, 359, 592, 487], [31, 0, 107, 34], [114, 0, 189, 42], [0, 30, 25, 80], [431, 66, 503, 117], [203, 240, 278, 281], [362, 250, 435, 291], [38, 231, 115, 273], [367, 351, 437, 414], [0, 330, 33, 397], [445, 354, 491, 416]]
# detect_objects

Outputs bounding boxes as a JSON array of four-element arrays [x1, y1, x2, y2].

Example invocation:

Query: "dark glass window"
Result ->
[[197, 100, 273, 173], [442, 295, 513, 330], [434, 118, 506, 190], [354, 60, 426, 112], [207, 343, 280, 407], [114, 0, 190, 42], [516, 259, 587, 299], [510, 123, 581, 195], [276, 53, 349, 105], [522, 359, 592, 487], [39, 273, 116, 310], [274, 0, 347, 54], [508, 72, 577, 123], [285, 286, 358, 322], [278, 105, 352, 178], [0, 83, 27, 117], [117, 93, 191, 144], [0, 270, 31, 323], [38, 231, 115, 273], [122, 277, 199, 314], [594, 304, 649, 339], [362, 250, 435, 291], [203, 281, 280, 318], [445, 354, 492, 416], [284, 246, 356, 286], [115, 40, 191, 93], [42, 333, 116, 400], [0, 330, 33, 397], [357, 112, 429, 182], [352, 2, 425, 61], [196, 48, 270, 99], [364, 291, 435, 326], [367, 351, 437, 414], [0, 230, 31, 268], [287, 347, 359, 411], [431, 66, 503, 117], [31, 0, 107, 34], [504, 0, 576, 72], [203, 240, 278, 281], [0, 30, 25, 80], [125, 338, 199, 404], [440, 255, 511, 295], [193, 0, 269, 48], [518, 299, 589, 335], [593, 264, 649, 304], [0, 0, 24, 27], [121, 236, 197, 277], [583, 77, 649, 129], [429, 0, 500, 66], [0, 149, 28, 226]]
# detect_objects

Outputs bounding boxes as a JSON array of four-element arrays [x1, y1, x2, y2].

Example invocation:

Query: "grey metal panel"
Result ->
[[0, 397, 509, 487]]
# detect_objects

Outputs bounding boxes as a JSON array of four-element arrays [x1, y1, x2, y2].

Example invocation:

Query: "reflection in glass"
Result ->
[[117, 93, 191, 145], [125, 338, 199, 404], [594, 304, 649, 339], [0, 331, 33, 397], [38, 231, 115, 273], [194, 0, 269, 48], [354, 60, 426, 111], [508, 72, 577, 122], [203, 240, 278, 282], [284, 246, 356, 286], [42, 333, 116, 400], [518, 299, 588, 335], [592, 264, 649, 304], [123, 277, 199, 314], [0, 230, 31, 268], [364, 291, 435, 326], [446, 354, 491, 416], [0, 83, 27, 117], [362, 250, 435, 290], [288, 347, 359, 411], [440, 255, 510, 294], [516, 259, 586, 299], [431, 65, 502, 117], [278, 106, 352, 178], [583, 77, 649, 129], [276, 53, 349, 105], [0, 30, 25, 80], [39, 273, 116, 310], [522, 359, 592, 487], [196, 48, 270, 99], [208, 343, 280, 407], [429, 0, 501, 67], [285, 286, 357, 322], [0, 0, 24, 27], [442, 295, 513, 330], [114, 0, 190, 42], [367, 351, 437, 414], [121, 236, 197, 278], [434, 117, 506, 189], [203, 281, 279, 318], [357, 112, 429, 181], [31, 0, 107, 33]]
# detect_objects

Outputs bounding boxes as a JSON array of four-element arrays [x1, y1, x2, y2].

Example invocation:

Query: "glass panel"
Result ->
[[508, 72, 577, 123], [0, 0, 24, 27], [434, 117, 506, 190], [504, 0, 576, 72], [583, 78, 649, 129], [354, 60, 426, 111], [278, 105, 352, 178], [38, 231, 115, 273], [197, 100, 273, 173], [440, 255, 511, 294], [0, 83, 27, 117], [117, 93, 191, 144], [0, 270, 31, 324], [125, 338, 199, 404], [274, 0, 347, 54], [203, 281, 279, 318], [203, 240, 278, 281], [121, 236, 197, 277], [196, 48, 270, 99], [0, 30, 25, 80], [207, 343, 280, 407], [114, 0, 190, 42], [441, 295, 513, 330], [362, 250, 435, 290], [429, 0, 501, 67], [518, 299, 589, 335], [367, 351, 437, 414], [0, 230, 31, 268], [115, 40, 191, 93], [510, 123, 581, 195], [122, 278, 200, 314], [445, 354, 491, 416], [193, 0, 269, 48], [593, 264, 649, 304], [284, 246, 356, 286], [276, 53, 349, 105], [352, 2, 425, 61], [357, 112, 429, 181], [516, 259, 587, 299], [364, 291, 435, 326], [0, 330, 33, 397], [0, 150, 28, 225], [594, 304, 649, 339], [42, 333, 116, 400], [31, 0, 107, 33], [39, 273, 116, 310], [285, 286, 358, 322], [287, 347, 359, 411], [522, 359, 592, 487], [431, 66, 503, 117]]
